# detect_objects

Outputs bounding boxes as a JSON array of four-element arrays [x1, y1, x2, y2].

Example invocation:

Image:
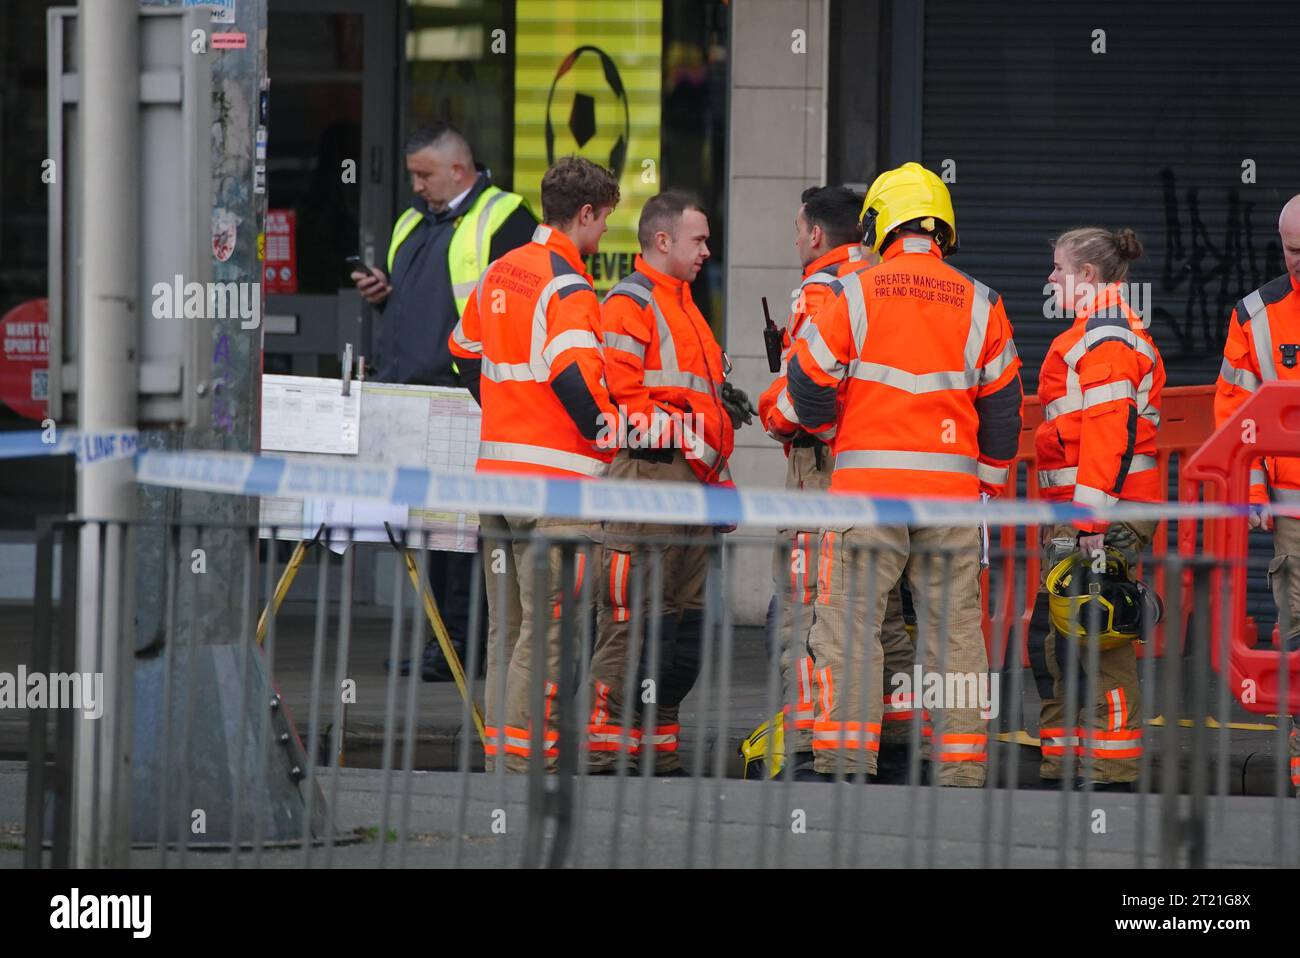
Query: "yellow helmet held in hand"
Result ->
[[1046, 548, 1163, 652], [739, 711, 785, 779], [859, 162, 957, 254]]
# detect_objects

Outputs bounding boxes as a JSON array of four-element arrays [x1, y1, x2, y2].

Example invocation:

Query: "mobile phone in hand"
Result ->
[[345, 255, 372, 275]]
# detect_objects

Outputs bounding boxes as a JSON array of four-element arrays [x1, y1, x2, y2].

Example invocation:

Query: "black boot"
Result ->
[[420, 641, 464, 682]]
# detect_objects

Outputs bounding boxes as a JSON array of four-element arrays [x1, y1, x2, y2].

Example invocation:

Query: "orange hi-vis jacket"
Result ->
[[600, 255, 734, 484], [448, 224, 616, 479], [1214, 273, 1300, 505], [786, 235, 1023, 498], [1035, 283, 1166, 533], [759, 243, 872, 445]]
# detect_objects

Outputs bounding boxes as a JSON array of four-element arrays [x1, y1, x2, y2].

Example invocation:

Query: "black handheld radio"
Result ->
[[762, 297, 784, 373]]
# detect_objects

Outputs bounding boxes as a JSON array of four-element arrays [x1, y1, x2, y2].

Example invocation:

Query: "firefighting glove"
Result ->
[[720, 381, 756, 430]]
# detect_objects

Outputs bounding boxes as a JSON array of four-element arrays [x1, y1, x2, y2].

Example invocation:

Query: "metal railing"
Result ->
[[13, 508, 1300, 869]]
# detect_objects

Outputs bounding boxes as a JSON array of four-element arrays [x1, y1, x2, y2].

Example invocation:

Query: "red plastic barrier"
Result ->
[[982, 385, 1216, 670], [1181, 381, 1300, 715]]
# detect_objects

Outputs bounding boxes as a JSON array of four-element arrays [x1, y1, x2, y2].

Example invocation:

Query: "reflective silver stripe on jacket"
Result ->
[[834, 449, 978, 475], [644, 369, 714, 392], [841, 275, 869, 369], [980, 341, 1019, 384], [800, 270, 841, 289], [1136, 370, 1159, 427], [478, 440, 609, 477], [963, 280, 993, 373], [607, 279, 653, 306], [776, 388, 797, 424], [541, 329, 602, 369], [450, 319, 482, 355], [1038, 454, 1156, 489], [604, 332, 646, 360], [481, 358, 535, 382], [1082, 380, 1137, 410], [977, 462, 1008, 486], [1243, 289, 1277, 382], [643, 296, 716, 396], [1042, 391, 1080, 421], [1073, 482, 1119, 508], [1219, 358, 1261, 392], [1049, 317, 1159, 422], [680, 421, 727, 473], [797, 322, 844, 378], [850, 363, 977, 393], [477, 273, 596, 385], [482, 282, 600, 382], [1045, 367, 1154, 424], [475, 190, 508, 264]]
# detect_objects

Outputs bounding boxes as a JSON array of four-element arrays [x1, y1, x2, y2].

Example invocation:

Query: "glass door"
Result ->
[[263, 0, 396, 377]]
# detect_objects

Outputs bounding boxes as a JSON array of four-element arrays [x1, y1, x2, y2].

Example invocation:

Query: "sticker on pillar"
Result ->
[[184, 0, 236, 24], [254, 164, 267, 194], [264, 209, 297, 294], [213, 208, 239, 262], [0, 299, 50, 421], [212, 32, 247, 50], [255, 125, 268, 161]]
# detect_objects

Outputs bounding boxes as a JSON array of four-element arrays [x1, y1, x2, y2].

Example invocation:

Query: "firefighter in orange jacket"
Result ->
[[757, 187, 923, 778], [587, 191, 742, 774], [1215, 194, 1300, 791], [448, 156, 621, 773], [787, 163, 1023, 784], [1028, 227, 1165, 791]]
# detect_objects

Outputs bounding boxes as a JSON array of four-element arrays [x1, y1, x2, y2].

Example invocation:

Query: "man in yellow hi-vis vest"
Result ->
[[354, 121, 536, 682], [353, 122, 536, 388]]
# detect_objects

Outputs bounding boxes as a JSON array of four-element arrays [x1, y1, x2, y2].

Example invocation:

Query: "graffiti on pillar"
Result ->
[[1152, 168, 1284, 357], [211, 332, 235, 435]]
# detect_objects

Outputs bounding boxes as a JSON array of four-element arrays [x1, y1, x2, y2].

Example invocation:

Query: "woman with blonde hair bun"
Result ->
[[1028, 226, 1167, 792]]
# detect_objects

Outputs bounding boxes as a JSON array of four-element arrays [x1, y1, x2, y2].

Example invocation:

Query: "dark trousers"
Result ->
[[424, 548, 480, 659]]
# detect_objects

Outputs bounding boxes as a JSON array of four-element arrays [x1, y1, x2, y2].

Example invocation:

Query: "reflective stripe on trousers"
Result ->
[[882, 693, 933, 735], [587, 679, 642, 754], [1080, 728, 1143, 760], [504, 680, 560, 757], [937, 733, 988, 763], [1039, 727, 1081, 757], [785, 656, 816, 730], [811, 722, 882, 753]]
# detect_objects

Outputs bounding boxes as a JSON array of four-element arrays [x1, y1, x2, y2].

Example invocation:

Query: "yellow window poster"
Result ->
[[514, 0, 663, 293]]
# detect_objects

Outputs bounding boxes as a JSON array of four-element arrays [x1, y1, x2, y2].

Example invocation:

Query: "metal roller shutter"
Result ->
[[921, 0, 1300, 390], [920, 0, 1300, 638]]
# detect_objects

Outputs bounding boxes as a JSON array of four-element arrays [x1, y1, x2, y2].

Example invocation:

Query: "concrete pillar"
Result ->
[[723, 0, 831, 624]]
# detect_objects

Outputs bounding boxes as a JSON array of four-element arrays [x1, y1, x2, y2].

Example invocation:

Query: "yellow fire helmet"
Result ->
[[1045, 548, 1163, 652], [739, 712, 785, 780], [859, 161, 957, 254]]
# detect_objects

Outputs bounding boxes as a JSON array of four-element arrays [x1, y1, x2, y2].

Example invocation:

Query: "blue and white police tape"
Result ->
[[0, 427, 1274, 528], [0, 427, 139, 467], [134, 448, 1252, 529]]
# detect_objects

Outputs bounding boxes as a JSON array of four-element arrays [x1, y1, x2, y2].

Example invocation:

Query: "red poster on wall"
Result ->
[[0, 299, 50, 421], [264, 209, 298, 294]]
